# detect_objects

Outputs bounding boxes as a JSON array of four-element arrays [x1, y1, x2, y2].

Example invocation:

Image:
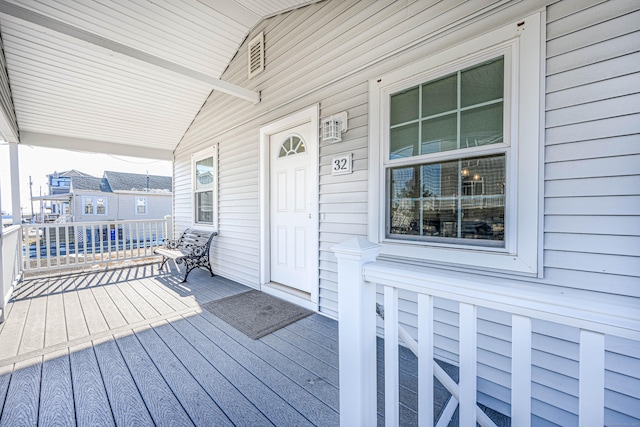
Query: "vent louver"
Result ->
[[248, 32, 264, 79]]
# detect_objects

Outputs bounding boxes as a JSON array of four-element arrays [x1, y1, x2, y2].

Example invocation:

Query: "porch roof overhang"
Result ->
[[0, 0, 321, 159]]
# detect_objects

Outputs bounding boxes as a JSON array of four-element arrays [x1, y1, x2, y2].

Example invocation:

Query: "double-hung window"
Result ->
[[369, 13, 542, 275], [193, 147, 218, 228]]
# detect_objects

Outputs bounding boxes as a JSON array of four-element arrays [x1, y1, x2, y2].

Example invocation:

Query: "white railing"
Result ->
[[22, 218, 169, 273], [1, 225, 22, 323], [333, 238, 640, 427]]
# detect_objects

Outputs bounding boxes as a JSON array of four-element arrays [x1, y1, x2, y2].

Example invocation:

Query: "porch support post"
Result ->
[[9, 142, 21, 224], [333, 237, 381, 426]]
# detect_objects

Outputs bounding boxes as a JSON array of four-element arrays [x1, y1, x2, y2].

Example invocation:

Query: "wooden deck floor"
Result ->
[[0, 263, 343, 426], [0, 262, 470, 426]]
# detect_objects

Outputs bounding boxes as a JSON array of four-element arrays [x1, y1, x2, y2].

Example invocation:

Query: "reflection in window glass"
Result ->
[[196, 157, 214, 190], [96, 198, 106, 215], [84, 198, 93, 215], [195, 192, 213, 223], [389, 154, 505, 245], [389, 56, 504, 159], [195, 154, 215, 225]]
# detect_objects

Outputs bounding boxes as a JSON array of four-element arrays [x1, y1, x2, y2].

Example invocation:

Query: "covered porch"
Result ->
[[0, 261, 486, 426]]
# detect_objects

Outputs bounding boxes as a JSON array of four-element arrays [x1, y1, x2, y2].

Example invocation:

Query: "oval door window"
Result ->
[[278, 135, 306, 158]]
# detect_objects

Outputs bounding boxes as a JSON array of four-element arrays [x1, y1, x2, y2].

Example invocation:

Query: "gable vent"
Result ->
[[248, 32, 264, 79]]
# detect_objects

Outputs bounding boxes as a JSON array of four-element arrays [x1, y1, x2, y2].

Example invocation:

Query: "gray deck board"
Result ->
[[92, 336, 154, 426], [68, 342, 115, 427], [199, 310, 340, 412], [174, 314, 316, 426], [126, 279, 174, 315], [151, 318, 274, 426], [113, 279, 161, 319], [75, 289, 109, 335], [261, 332, 340, 388], [101, 284, 145, 324], [114, 331, 194, 427], [18, 294, 47, 354], [61, 291, 89, 341], [44, 282, 67, 347], [90, 286, 128, 329], [0, 365, 12, 419], [0, 356, 41, 427], [39, 350, 75, 426], [0, 297, 31, 359], [190, 311, 339, 426], [133, 324, 233, 426], [136, 276, 194, 310]]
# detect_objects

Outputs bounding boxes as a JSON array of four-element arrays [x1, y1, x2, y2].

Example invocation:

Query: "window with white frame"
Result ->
[[136, 197, 147, 215], [193, 147, 217, 228], [82, 196, 107, 215], [369, 13, 542, 275]]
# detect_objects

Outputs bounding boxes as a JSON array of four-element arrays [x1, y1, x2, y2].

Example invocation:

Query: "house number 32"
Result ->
[[331, 154, 352, 176]]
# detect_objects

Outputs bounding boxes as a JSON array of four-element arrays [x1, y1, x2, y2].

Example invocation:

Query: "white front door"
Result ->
[[269, 122, 314, 293]]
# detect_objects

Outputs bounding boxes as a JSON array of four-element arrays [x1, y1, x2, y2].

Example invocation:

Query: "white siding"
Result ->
[[542, 2, 640, 424], [173, 0, 639, 424], [0, 33, 18, 141]]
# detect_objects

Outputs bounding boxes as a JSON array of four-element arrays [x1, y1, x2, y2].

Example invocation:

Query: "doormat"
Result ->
[[202, 290, 313, 340]]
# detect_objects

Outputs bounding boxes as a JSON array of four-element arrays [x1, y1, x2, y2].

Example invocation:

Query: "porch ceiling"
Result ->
[[0, 0, 319, 160]]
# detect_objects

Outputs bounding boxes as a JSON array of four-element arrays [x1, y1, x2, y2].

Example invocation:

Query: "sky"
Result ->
[[0, 144, 172, 216]]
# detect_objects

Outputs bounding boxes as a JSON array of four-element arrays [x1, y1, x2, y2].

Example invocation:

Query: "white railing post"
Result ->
[[164, 215, 173, 241], [333, 237, 381, 427]]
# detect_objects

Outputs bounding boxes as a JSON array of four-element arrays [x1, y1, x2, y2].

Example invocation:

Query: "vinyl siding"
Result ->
[[0, 32, 18, 142], [173, 0, 639, 424]]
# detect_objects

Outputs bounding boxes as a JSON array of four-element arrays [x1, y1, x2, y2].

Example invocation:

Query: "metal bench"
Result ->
[[154, 228, 217, 282]]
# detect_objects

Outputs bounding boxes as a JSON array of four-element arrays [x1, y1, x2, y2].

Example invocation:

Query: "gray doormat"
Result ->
[[202, 290, 313, 340]]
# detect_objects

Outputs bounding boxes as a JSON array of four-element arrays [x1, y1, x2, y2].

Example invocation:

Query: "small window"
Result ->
[[278, 135, 306, 157], [136, 197, 147, 215], [82, 196, 107, 215], [96, 198, 106, 215], [193, 147, 218, 228], [83, 197, 93, 215]]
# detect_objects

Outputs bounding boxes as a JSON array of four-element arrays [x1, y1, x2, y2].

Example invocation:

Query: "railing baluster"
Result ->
[[579, 330, 605, 427], [45, 226, 52, 269], [82, 225, 88, 266], [135, 222, 140, 257], [64, 225, 70, 267], [512, 314, 532, 427], [144, 222, 149, 257], [459, 302, 477, 427], [115, 223, 120, 261], [54, 226, 60, 268], [418, 294, 434, 427], [35, 226, 41, 269], [384, 285, 399, 427]]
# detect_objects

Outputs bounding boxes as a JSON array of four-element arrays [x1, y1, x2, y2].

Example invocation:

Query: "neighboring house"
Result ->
[[35, 171, 172, 222], [44, 169, 93, 218], [169, 1, 639, 426]]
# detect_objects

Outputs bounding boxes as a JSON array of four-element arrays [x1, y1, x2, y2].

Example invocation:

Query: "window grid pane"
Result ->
[[389, 154, 505, 245], [389, 56, 504, 159]]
